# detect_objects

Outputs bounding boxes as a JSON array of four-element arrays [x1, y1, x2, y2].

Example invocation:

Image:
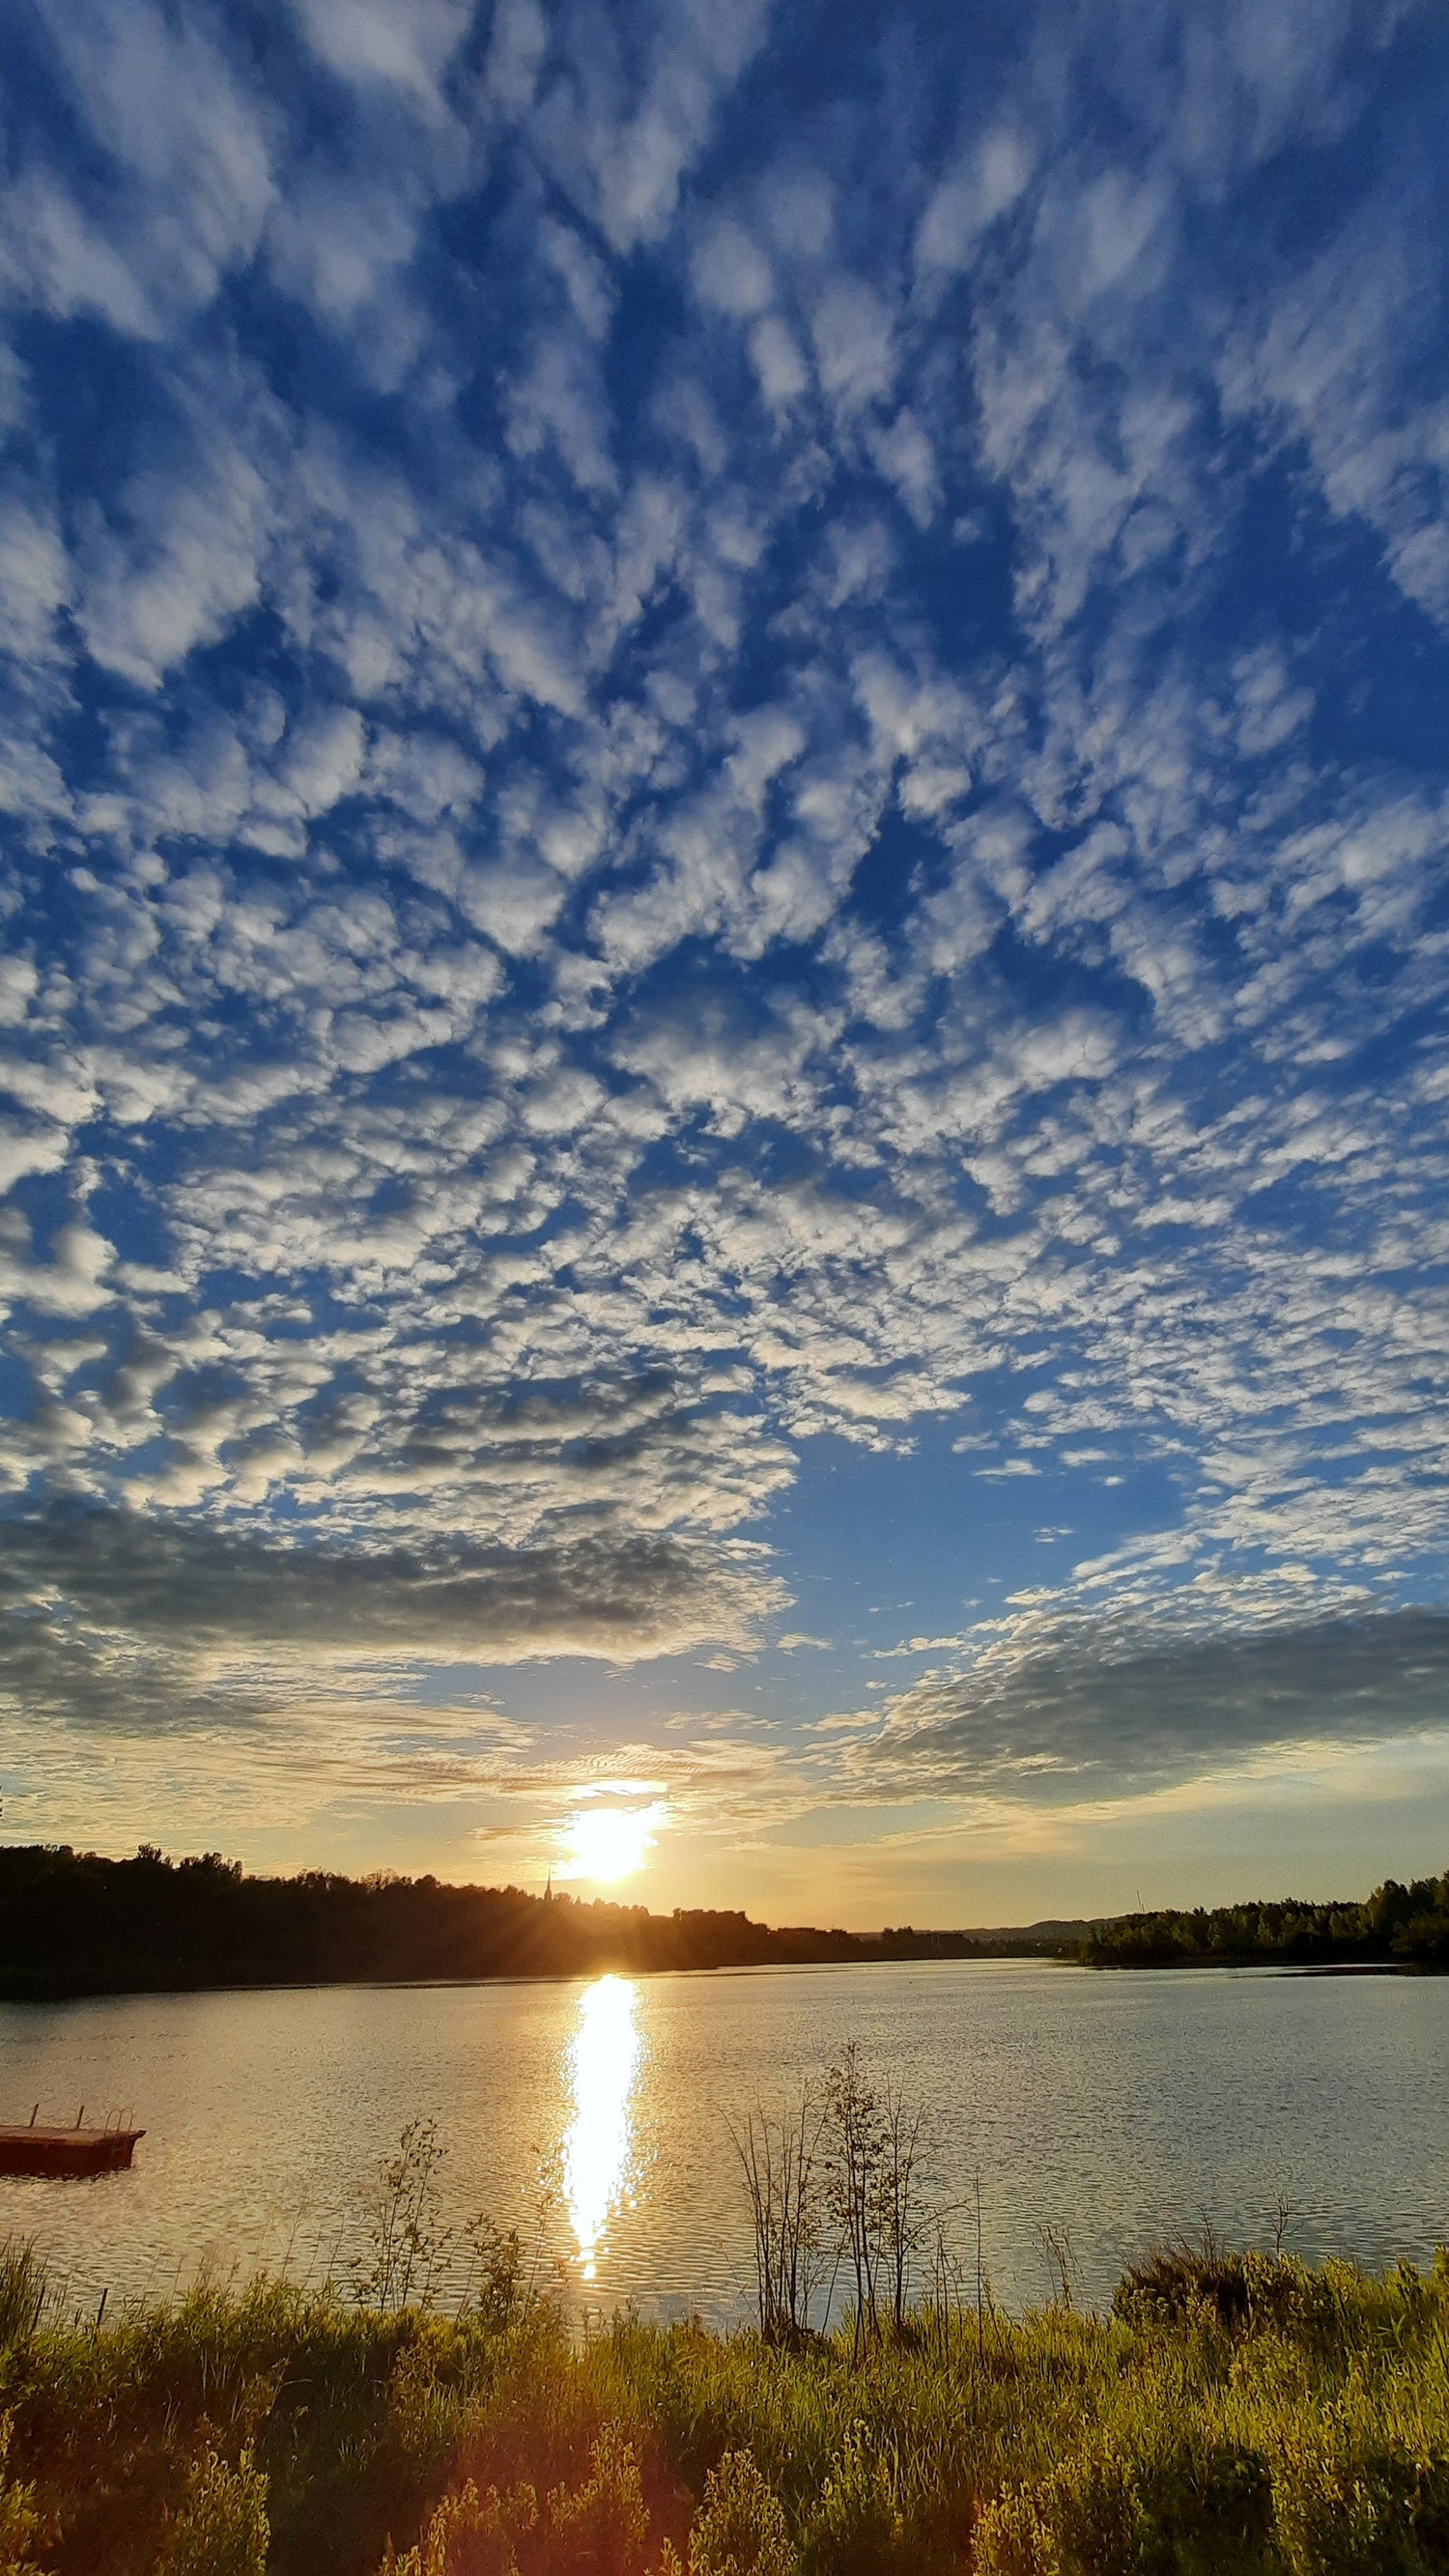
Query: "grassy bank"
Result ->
[[2, 2236, 1449, 2575]]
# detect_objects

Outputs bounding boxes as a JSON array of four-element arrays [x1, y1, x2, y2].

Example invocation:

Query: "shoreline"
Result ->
[[10, 1952, 1449, 2005], [0, 1949, 1079, 2007]]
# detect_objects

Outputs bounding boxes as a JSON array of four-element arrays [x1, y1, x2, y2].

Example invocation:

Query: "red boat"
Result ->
[[0, 2111, 144, 2178]]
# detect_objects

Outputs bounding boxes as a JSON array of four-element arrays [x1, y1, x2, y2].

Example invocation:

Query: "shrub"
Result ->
[[381, 2477, 540, 2576], [688, 2452, 795, 2576], [387, 2424, 669, 2576], [1270, 2412, 1449, 2576], [798, 2423, 901, 2576], [156, 2444, 269, 2576], [0, 2412, 43, 2576], [972, 2481, 1061, 2576]]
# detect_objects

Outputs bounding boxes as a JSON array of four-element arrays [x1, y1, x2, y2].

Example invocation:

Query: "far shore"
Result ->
[[7, 1846, 1448, 1996]]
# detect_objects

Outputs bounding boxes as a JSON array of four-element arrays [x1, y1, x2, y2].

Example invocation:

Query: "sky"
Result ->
[[0, 0, 1447, 1928]]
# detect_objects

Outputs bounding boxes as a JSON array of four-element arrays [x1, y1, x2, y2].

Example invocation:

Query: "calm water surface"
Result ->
[[1, 1961, 1444, 2324]]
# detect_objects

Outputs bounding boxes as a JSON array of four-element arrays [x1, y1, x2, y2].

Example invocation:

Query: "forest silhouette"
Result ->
[[0, 1845, 1065, 1999], [5, 1845, 1446, 1997], [1080, 1876, 1449, 1968]]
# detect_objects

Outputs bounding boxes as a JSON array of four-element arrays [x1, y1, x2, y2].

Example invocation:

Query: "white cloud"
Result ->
[[748, 313, 809, 409], [0, 0, 274, 335], [916, 127, 1034, 278], [533, 0, 773, 254], [693, 218, 774, 317], [0, 168, 158, 337], [290, 0, 470, 108], [76, 415, 279, 687], [0, 1209, 116, 1320], [0, 498, 71, 661], [810, 276, 895, 411]]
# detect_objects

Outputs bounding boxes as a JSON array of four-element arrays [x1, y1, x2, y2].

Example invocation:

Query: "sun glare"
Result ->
[[563, 1974, 640, 2279], [561, 1802, 661, 1883]]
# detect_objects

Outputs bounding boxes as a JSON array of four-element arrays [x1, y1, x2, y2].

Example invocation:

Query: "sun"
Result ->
[[560, 1803, 662, 1884]]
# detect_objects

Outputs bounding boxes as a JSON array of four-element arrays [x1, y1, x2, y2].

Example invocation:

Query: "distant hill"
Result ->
[[1081, 1876, 1449, 1970], [0, 1845, 1081, 2001], [961, 1918, 1095, 1942]]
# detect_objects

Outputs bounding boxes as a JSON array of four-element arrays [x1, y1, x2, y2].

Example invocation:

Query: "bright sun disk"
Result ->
[[561, 1803, 662, 1883]]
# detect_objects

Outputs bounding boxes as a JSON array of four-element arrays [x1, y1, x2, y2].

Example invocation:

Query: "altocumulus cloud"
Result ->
[[0, 1509, 783, 1732], [844, 1610, 1449, 1809], [0, 0, 1447, 1865]]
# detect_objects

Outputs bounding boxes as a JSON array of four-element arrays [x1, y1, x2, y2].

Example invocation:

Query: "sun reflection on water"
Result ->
[[563, 1975, 640, 2280]]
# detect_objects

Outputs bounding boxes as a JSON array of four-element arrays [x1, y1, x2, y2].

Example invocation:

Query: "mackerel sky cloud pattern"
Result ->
[[1, 0, 1447, 1909]]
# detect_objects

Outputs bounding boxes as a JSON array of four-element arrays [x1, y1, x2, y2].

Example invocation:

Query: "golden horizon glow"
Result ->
[[559, 1801, 663, 1884], [562, 1973, 640, 2281]]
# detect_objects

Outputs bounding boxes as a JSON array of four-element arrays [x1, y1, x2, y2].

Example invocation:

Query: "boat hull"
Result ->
[[0, 2128, 144, 2178]]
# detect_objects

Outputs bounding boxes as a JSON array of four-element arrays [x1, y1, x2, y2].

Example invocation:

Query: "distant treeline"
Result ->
[[1081, 1871, 1449, 1969], [0, 1844, 1070, 2001]]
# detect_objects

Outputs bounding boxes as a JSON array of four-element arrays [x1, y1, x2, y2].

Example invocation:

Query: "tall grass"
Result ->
[[3, 2233, 1449, 2573]]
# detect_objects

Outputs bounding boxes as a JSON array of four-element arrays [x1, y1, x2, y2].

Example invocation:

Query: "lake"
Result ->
[[2, 1960, 1445, 2326]]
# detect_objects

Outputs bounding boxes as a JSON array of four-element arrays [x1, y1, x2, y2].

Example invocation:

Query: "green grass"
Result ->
[[3, 2238, 1449, 2574]]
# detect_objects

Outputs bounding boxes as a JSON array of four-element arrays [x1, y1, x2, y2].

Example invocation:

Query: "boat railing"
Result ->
[[7, 2105, 137, 2137]]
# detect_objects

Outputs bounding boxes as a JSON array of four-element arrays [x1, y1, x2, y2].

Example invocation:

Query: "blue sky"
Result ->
[[1, 0, 1448, 1923]]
